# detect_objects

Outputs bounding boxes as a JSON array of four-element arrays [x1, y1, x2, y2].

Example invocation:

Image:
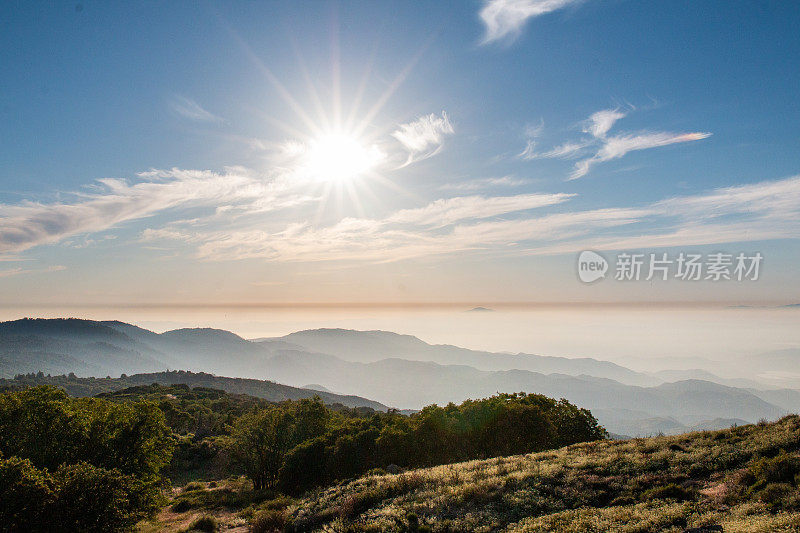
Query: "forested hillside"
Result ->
[[0, 370, 387, 410], [0, 383, 604, 532]]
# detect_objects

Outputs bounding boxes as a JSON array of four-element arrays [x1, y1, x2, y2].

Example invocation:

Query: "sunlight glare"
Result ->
[[304, 132, 384, 182]]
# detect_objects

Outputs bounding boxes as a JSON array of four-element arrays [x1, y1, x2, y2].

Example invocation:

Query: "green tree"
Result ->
[[229, 397, 329, 490], [0, 386, 174, 532], [0, 456, 56, 532], [0, 386, 88, 470], [52, 462, 143, 533]]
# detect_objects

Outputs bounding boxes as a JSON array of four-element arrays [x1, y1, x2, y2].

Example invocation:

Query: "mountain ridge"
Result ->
[[2, 318, 798, 436]]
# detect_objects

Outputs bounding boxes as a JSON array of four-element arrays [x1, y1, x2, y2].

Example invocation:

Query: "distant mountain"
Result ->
[[244, 350, 788, 434], [688, 417, 751, 432], [739, 349, 800, 388], [748, 387, 800, 412], [303, 383, 333, 393], [104, 323, 273, 375], [273, 328, 659, 386], [0, 370, 387, 410], [650, 368, 765, 389], [612, 354, 725, 373], [0, 318, 167, 377], [2, 318, 796, 436]]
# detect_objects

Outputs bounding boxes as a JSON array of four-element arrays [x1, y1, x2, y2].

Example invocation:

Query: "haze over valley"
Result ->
[[4, 314, 798, 437]]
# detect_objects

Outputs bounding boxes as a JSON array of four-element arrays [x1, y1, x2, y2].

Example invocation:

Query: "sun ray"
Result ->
[[343, 179, 367, 219], [219, 11, 438, 229], [225, 23, 323, 137], [329, 6, 342, 129], [344, 22, 388, 133], [288, 34, 333, 133], [352, 32, 436, 138], [366, 170, 426, 204]]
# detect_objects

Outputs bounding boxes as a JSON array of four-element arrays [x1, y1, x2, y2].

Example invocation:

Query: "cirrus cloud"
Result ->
[[479, 0, 586, 45], [141, 176, 800, 264], [392, 111, 454, 167], [0, 168, 312, 254], [519, 107, 711, 180]]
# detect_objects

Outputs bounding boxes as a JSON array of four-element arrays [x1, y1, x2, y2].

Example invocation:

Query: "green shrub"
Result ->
[[0, 456, 55, 531], [641, 483, 694, 502], [0, 386, 173, 478], [756, 482, 794, 511], [0, 456, 150, 532], [172, 499, 193, 512], [749, 450, 800, 486], [52, 462, 146, 532], [0, 387, 173, 532], [251, 508, 286, 533], [186, 514, 218, 532], [183, 481, 205, 492]]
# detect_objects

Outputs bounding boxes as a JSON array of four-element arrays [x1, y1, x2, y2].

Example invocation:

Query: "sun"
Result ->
[[303, 131, 384, 183]]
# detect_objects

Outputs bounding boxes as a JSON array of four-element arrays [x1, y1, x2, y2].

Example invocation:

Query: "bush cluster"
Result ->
[[0, 386, 173, 532], [228, 392, 606, 495]]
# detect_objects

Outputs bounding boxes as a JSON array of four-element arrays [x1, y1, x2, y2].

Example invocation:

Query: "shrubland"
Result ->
[[3, 380, 799, 532]]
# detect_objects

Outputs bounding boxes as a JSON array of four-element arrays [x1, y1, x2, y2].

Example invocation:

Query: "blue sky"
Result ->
[[1, 1, 799, 305]]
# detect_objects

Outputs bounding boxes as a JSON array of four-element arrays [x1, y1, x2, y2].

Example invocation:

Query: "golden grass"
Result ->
[[138, 416, 800, 531], [281, 416, 800, 531]]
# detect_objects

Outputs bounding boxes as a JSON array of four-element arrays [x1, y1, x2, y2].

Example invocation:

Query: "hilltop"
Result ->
[[272, 416, 800, 532], [129, 415, 800, 531]]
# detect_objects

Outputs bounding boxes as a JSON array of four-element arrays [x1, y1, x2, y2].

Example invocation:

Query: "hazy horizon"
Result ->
[[3, 305, 798, 374]]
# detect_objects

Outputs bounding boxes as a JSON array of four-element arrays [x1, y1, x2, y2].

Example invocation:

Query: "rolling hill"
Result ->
[[273, 328, 659, 386], [2, 318, 798, 436], [0, 370, 387, 410]]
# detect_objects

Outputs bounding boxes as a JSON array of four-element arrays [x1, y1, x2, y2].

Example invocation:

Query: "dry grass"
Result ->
[[280, 415, 800, 531], [138, 416, 800, 531]]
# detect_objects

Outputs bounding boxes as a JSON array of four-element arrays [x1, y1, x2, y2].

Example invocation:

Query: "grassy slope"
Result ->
[[280, 416, 800, 532]]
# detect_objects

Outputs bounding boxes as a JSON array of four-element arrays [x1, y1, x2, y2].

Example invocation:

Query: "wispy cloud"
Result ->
[[517, 119, 545, 160], [0, 109, 459, 255], [141, 176, 800, 263], [570, 131, 712, 180], [520, 140, 590, 160], [479, 0, 584, 45], [0, 265, 66, 278], [144, 192, 575, 262], [534, 176, 800, 254], [439, 176, 528, 191], [654, 175, 800, 219], [170, 96, 222, 123], [0, 168, 312, 254], [392, 111, 454, 166], [520, 106, 711, 179], [584, 108, 627, 138], [518, 139, 538, 160], [385, 193, 574, 226]]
